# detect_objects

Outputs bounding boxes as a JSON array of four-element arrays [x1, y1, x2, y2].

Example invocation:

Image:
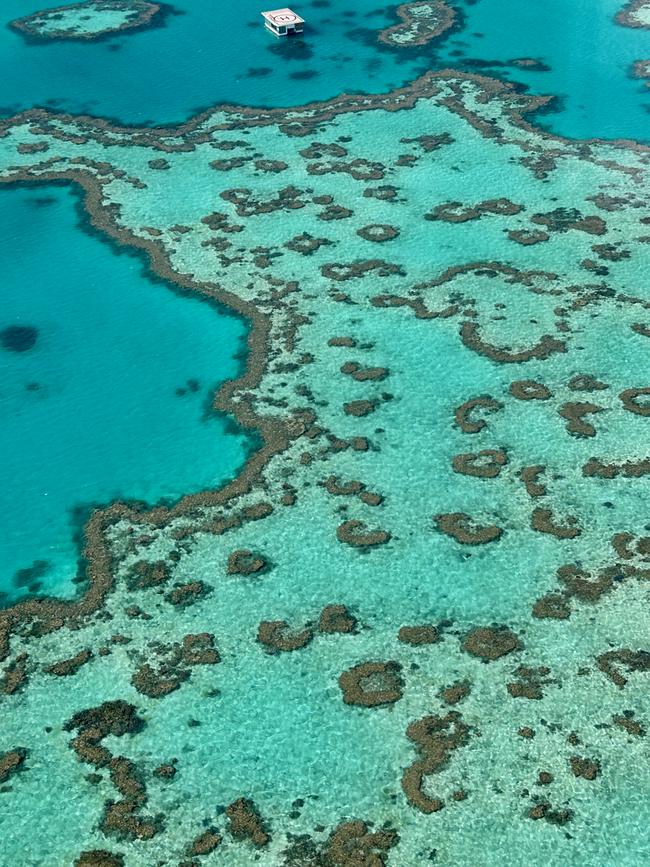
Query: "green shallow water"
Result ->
[[1, 1, 650, 865]]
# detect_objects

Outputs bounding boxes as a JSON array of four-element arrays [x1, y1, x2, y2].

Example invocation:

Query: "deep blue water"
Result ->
[[1, 0, 649, 140], [0, 184, 252, 602]]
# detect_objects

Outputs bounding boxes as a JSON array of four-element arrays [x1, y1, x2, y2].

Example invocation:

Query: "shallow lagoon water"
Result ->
[[0, 184, 251, 602]]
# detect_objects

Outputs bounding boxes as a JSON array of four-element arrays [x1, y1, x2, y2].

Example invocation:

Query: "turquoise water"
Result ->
[[1, 0, 650, 865], [0, 183, 251, 603], [440, 0, 650, 141], [1, 0, 649, 140]]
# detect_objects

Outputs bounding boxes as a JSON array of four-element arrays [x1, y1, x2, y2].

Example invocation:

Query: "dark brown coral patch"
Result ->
[[75, 852, 124, 867], [321, 260, 404, 281], [323, 476, 365, 496], [254, 159, 288, 173], [318, 604, 358, 634], [356, 224, 400, 243], [340, 361, 389, 382], [226, 798, 270, 847], [632, 323, 650, 338], [227, 549, 267, 576], [591, 244, 631, 262], [339, 661, 403, 707], [531, 508, 581, 539], [328, 336, 357, 348], [558, 401, 604, 437], [109, 756, 146, 805], [201, 211, 243, 233], [237, 501, 273, 522], [597, 649, 650, 688], [532, 593, 571, 620], [568, 374, 608, 391], [100, 800, 159, 841], [360, 491, 383, 506], [462, 626, 521, 660], [507, 666, 553, 700], [401, 712, 470, 813], [452, 449, 507, 478], [570, 756, 601, 780], [613, 713, 645, 737], [509, 380, 552, 401], [435, 513, 502, 545], [336, 520, 391, 547], [425, 201, 481, 223], [221, 184, 307, 217], [65, 700, 143, 745], [44, 648, 93, 677], [400, 132, 454, 151], [507, 229, 549, 245], [153, 763, 176, 779], [299, 142, 348, 159], [461, 322, 566, 364], [343, 399, 377, 417], [531, 207, 606, 235], [1, 653, 29, 695], [131, 661, 189, 698], [326, 820, 398, 865], [480, 198, 524, 216], [620, 386, 650, 416], [557, 564, 614, 603], [518, 465, 547, 498], [182, 633, 220, 666], [425, 198, 522, 223], [306, 158, 385, 181], [363, 184, 399, 201], [125, 560, 170, 591], [398, 625, 439, 646], [527, 802, 573, 825], [188, 829, 222, 856], [257, 620, 313, 654], [583, 458, 650, 478], [284, 233, 332, 255], [454, 395, 503, 433], [212, 161, 252, 177], [129, 637, 218, 698], [533, 561, 616, 620], [318, 203, 353, 221], [165, 580, 211, 607], [64, 701, 158, 840], [0, 747, 27, 783], [611, 533, 650, 577], [440, 680, 471, 705], [17, 141, 49, 154]]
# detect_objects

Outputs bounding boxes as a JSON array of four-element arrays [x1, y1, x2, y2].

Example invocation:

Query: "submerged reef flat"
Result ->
[[2, 71, 650, 864], [632, 59, 650, 81], [616, 0, 650, 28], [378, 0, 457, 47], [10, 0, 162, 41]]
